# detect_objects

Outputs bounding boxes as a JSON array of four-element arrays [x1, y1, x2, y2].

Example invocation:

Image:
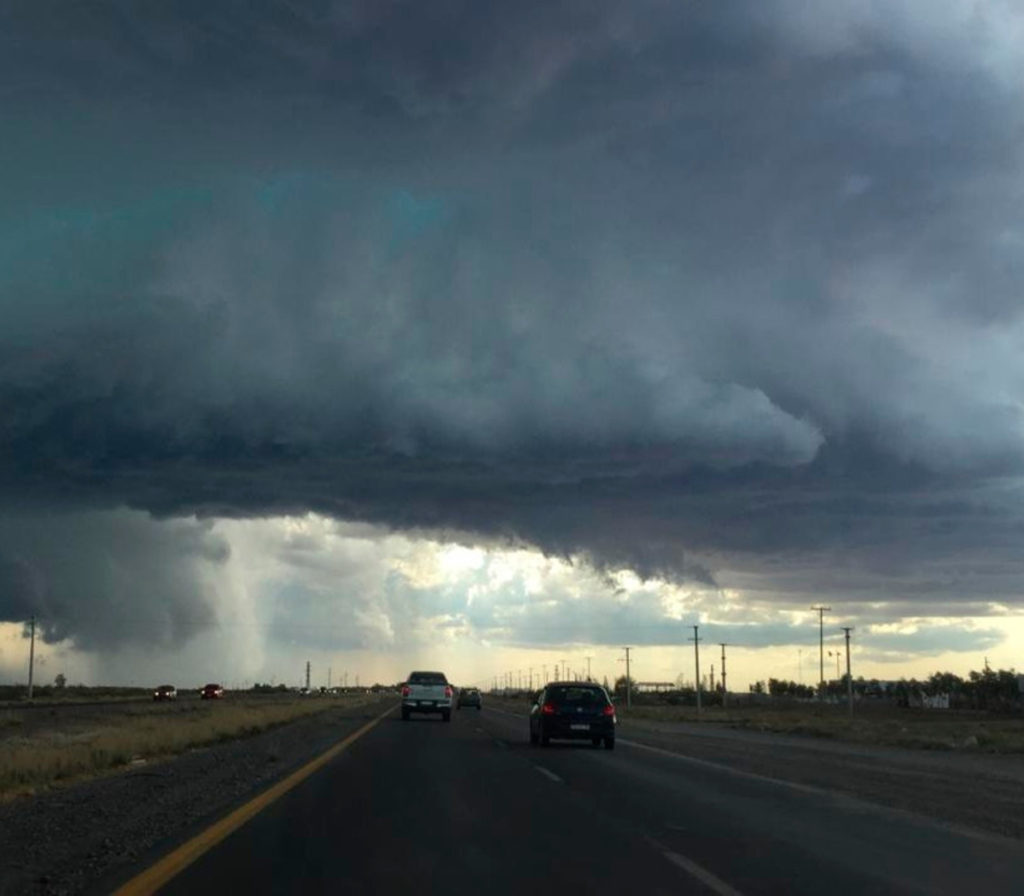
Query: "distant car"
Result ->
[[529, 682, 616, 749], [200, 683, 224, 700], [457, 688, 482, 709], [153, 684, 177, 701], [401, 670, 453, 721]]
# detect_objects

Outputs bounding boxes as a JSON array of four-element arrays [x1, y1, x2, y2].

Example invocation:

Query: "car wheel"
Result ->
[[592, 737, 601, 747], [443, 711, 451, 722], [530, 727, 539, 745], [540, 726, 550, 747], [604, 736, 615, 750]]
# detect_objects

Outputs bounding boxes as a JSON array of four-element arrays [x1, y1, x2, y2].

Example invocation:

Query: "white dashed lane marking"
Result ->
[[660, 847, 744, 896], [533, 765, 563, 784]]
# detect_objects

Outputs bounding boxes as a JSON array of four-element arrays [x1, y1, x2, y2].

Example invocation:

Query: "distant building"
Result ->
[[635, 682, 675, 693]]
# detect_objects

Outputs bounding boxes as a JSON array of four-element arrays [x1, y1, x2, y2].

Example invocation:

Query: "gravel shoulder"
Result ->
[[0, 697, 396, 896]]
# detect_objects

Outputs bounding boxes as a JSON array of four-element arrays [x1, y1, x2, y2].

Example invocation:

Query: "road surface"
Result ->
[[114, 704, 1024, 895]]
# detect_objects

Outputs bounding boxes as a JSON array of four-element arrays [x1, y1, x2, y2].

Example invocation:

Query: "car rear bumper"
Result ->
[[403, 699, 452, 712], [540, 721, 615, 740]]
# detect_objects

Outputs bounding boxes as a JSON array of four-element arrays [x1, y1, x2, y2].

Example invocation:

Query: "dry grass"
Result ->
[[621, 703, 1024, 752], [0, 695, 379, 799]]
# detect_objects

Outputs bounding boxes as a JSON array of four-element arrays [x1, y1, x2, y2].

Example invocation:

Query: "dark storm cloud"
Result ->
[[3, 2, 1024, 648], [0, 510, 226, 648]]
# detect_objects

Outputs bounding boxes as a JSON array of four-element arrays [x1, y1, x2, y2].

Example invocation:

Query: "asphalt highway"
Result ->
[[125, 704, 1024, 895]]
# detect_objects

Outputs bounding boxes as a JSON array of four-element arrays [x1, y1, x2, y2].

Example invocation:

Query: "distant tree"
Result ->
[[613, 675, 636, 698], [750, 680, 765, 694], [965, 667, 1019, 710], [926, 671, 963, 697], [54, 673, 66, 689]]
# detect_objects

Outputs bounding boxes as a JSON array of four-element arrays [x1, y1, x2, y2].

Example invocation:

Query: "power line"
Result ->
[[27, 615, 36, 702], [811, 605, 831, 694], [719, 643, 729, 708], [619, 647, 632, 710], [688, 626, 702, 715], [841, 627, 855, 716]]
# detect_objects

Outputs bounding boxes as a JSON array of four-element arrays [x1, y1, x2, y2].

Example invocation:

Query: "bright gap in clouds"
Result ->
[[1, 511, 1018, 691]]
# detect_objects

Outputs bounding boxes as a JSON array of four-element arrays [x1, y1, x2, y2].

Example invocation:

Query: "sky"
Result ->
[[1, 1, 1023, 691]]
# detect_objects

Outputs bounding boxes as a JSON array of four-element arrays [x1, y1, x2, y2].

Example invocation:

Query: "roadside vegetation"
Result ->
[[0, 684, 152, 704], [0, 692, 383, 799], [620, 702, 1024, 752]]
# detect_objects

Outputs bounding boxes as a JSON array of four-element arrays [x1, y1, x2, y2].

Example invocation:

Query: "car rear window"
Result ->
[[547, 686, 608, 705], [408, 671, 448, 685]]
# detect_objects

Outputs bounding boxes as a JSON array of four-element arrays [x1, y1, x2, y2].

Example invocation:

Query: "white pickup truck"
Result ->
[[401, 670, 453, 721]]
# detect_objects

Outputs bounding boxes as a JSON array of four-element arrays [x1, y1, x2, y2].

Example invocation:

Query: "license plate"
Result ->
[[570, 723, 590, 731], [419, 701, 435, 707]]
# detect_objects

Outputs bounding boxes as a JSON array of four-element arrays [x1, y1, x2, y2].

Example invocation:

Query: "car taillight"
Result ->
[[542, 702, 556, 715], [444, 686, 453, 698], [401, 685, 410, 697], [602, 704, 616, 717]]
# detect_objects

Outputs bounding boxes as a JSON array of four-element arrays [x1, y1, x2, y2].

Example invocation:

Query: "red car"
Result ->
[[200, 683, 224, 700]]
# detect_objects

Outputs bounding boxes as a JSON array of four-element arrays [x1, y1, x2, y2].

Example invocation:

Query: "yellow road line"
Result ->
[[114, 703, 397, 896]]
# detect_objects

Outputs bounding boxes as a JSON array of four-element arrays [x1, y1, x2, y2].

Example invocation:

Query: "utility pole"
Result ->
[[842, 627, 854, 716], [27, 615, 36, 701], [305, 660, 311, 691], [689, 626, 702, 714], [719, 643, 728, 708], [710, 663, 715, 693], [621, 647, 632, 710], [585, 656, 593, 681], [811, 606, 831, 695], [328, 667, 332, 689]]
